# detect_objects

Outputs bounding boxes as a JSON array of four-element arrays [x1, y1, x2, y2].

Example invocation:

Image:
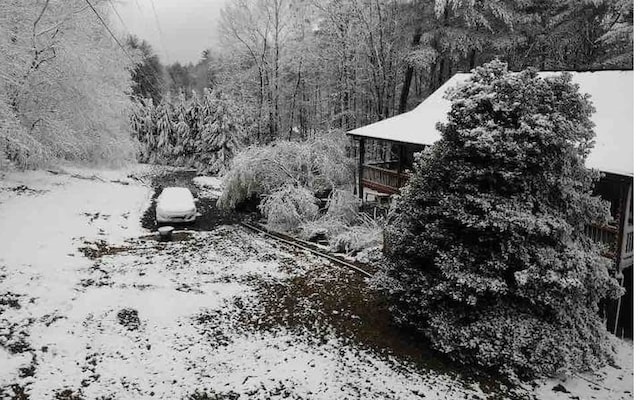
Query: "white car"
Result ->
[[155, 187, 198, 224]]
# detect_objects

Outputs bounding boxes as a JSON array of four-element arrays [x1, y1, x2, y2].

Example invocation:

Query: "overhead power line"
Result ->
[[133, 0, 144, 14], [84, 0, 133, 62], [148, 0, 171, 61], [107, 0, 129, 31]]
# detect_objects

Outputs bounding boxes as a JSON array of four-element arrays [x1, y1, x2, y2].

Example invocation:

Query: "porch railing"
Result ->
[[585, 223, 619, 259], [362, 164, 411, 194]]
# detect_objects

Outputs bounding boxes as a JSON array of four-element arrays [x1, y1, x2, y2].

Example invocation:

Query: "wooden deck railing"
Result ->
[[362, 164, 411, 194], [620, 229, 633, 268], [363, 164, 632, 264], [585, 223, 619, 259]]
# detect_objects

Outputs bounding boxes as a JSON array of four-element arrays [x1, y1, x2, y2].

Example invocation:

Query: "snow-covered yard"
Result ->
[[0, 167, 633, 399]]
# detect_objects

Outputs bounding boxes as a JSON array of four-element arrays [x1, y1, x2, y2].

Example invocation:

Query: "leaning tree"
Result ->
[[383, 60, 623, 378]]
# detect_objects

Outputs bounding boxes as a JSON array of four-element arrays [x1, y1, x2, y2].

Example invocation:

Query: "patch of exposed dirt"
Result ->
[[81, 212, 110, 223], [1, 185, 47, 196], [0, 319, 32, 354], [187, 390, 242, 400], [0, 384, 30, 400], [117, 308, 140, 331], [77, 240, 130, 260], [139, 169, 243, 231], [0, 292, 22, 311], [239, 265, 445, 371], [54, 389, 84, 400], [137, 231, 195, 242], [0, 292, 34, 356]]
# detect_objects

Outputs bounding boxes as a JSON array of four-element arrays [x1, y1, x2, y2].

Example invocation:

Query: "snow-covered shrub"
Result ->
[[325, 189, 360, 223], [382, 61, 622, 378], [300, 190, 383, 254], [329, 217, 383, 255], [298, 189, 360, 240], [258, 185, 319, 232], [219, 138, 380, 253], [217, 131, 353, 210]]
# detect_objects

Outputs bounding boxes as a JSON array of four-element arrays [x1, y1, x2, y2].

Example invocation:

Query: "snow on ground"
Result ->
[[531, 337, 633, 400], [192, 176, 223, 199], [0, 167, 634, 399]]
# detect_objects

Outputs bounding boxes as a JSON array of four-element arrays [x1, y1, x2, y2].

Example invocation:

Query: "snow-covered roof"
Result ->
[[348, 70, 633, 177]]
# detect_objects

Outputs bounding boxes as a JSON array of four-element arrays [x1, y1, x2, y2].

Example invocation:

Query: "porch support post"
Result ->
[[358, 137, 365, 199], [613, 181, 632, 337]]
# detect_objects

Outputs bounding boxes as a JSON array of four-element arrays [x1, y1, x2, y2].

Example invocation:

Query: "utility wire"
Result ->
[[84, 0, 160, 101], [133, 0, 144, 14], [145, 0, 179, 92], [84, 0, 133, 62], [148, 0, 164, 36], [148, 0, 171, 61], [107, 0, 128, 31]]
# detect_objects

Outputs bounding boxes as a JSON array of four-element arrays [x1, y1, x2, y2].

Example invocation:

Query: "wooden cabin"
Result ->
[[347, 70, 633, 337]]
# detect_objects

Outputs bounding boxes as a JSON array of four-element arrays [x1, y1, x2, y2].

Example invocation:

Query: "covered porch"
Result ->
[[351, 137, 422, 197]]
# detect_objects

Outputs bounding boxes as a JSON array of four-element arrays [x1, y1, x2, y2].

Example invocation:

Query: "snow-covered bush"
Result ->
[[325, 189, 360, 223], [300, 190, 383, 254], [328, 217, 383, 255], [218, 134, 381, 254], [258, 185, 319, 231], [382, 61, 622, 378], [217, 131, 353, 210]]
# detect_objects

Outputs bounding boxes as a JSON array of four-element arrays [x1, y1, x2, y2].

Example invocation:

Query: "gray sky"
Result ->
[[111, 0, 227, 64]]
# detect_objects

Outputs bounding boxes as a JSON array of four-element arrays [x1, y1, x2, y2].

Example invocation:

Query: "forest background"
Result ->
[[0, 0, 633, 170]]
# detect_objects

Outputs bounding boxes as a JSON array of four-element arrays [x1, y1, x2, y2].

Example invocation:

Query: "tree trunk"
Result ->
[[398, 29, 423, 113], [273, 0, 281, 138]]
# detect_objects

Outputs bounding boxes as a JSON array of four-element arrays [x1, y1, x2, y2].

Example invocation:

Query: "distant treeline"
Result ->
[[130, 0, 633, 145]]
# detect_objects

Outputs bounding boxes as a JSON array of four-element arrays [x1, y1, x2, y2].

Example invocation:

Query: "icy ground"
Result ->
[[192, 176, 223, 199], [0, 167, 633, 399]]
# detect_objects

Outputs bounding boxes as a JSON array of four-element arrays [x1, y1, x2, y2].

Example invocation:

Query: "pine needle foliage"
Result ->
[[382, 60, 623, 378], [130, 89, 245, 174]]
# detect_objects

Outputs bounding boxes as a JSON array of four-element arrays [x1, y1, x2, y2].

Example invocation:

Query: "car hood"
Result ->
[[156, 188, 196, 214]]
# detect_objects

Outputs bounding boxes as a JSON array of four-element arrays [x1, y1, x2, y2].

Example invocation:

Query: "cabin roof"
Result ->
[[347, 70, 633, 177]]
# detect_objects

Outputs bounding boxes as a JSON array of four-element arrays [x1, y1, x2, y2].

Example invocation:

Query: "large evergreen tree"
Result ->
[[383, 60, 622, 378], [126, 35, 165, 105]]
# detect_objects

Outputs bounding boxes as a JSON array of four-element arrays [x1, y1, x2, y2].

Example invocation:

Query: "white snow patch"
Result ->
[[192, 176, 223, 199], [532, 337, 633, 400]]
